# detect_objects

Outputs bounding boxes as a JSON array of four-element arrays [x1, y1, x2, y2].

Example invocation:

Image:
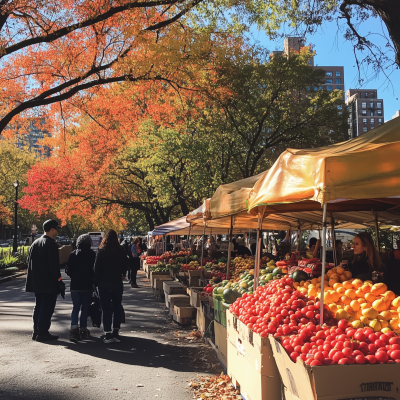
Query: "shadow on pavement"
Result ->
[[44, 335, 200, 373]]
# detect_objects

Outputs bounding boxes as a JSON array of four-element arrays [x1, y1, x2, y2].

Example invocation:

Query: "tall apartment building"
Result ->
[[345, 89, 384, 137], [15, 118, 51, 157], [283, 37, 345, 95]]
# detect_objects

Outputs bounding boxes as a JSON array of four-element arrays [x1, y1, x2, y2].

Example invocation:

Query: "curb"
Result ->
[[0, 271, 26, 284]]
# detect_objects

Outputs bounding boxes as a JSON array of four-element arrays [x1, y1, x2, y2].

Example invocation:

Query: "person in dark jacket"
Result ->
[[235, 238, 252, 257], [346, 232, 385, 281], [25, 219, 65, 342], [130, 237, 141, 288], [94, 229, 129, 343], [140, 237, 148, 253], [66, 234, 96, 342]]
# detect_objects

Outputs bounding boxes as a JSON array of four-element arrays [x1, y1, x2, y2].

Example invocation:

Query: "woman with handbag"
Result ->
[[94, 229, 129, 343]]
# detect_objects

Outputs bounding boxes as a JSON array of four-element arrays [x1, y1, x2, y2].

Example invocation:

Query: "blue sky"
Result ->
[[249, 17, 400, 121]]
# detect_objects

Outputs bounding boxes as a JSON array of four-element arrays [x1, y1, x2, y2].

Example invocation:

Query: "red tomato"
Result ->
[[365, 355, 377, 364], [290, 352, 299, 362], [337, 319, 349, 330], [310, 360, 323, 366], [390, 350, 400, 360], [375, 351, 388, 363]]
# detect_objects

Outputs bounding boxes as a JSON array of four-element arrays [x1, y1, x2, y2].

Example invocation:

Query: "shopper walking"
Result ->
[[65, 234, 96, 342], [26, 219, 65, 342], [130, 237, 141, 288], [94, 229, 129, 343]]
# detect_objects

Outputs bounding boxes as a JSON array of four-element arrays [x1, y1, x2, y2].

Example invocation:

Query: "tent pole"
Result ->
[[254, 214, 261, 291], [297, 228, 301, 253], [226, 215, 234, 280], [186, 224, 191, 264], [319, 203, 328, 326], [331, 213, 337, 266], [200, 223, 206, 280]]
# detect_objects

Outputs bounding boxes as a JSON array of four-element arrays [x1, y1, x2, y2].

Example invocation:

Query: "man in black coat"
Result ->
[[26, 219, 65, 342]]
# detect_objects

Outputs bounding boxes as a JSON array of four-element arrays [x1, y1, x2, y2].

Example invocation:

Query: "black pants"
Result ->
[[98, 288, 123, 332], [33, 292, 58, 334], [130, 269, 137, 285]]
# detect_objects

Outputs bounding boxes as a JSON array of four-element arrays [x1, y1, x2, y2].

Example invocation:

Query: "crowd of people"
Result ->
[[25, 219, 145, 344], [24, 220, 400, 345]]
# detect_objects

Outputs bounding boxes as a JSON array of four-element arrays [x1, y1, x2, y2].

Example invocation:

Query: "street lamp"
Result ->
[[12, 180, 19, 253]]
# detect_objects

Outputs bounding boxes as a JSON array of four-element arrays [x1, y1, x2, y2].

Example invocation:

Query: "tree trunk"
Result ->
[[368, 0, 400, 66]]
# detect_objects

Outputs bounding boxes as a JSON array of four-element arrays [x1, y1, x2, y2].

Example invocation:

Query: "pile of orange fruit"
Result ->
[[293, 266, 400, 333]]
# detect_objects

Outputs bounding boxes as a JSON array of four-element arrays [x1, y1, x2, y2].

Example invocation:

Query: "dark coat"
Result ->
[[94, 247, 129, 290], [66, 248, 96, 291], [349, 253, 372, 281], [25, 235, 61, 293], [236, 245, 252, 257]]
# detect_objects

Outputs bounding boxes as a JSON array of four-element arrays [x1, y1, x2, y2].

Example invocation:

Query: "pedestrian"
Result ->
[[130, 237, 141, 288], [139, 237, 147, 253], [94, 229, 129, 343], [65, 234, 96, 342], [25, 219, 65, 342]]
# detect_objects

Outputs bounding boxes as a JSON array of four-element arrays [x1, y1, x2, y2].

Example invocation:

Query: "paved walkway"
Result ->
[[0, 271, 219, 400]]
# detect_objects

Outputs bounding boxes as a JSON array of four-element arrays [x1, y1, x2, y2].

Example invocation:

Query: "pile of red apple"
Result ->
[[229, 277, 400, 365], [282, 320, 400, 365], [229, 277, 335, 338]]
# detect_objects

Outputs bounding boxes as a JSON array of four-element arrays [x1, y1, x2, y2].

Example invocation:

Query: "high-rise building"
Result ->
[[15, 118, 50, 157], [283, 37, 345, 95], [393, 110, 400, 119], [345, 89, 384, 137]]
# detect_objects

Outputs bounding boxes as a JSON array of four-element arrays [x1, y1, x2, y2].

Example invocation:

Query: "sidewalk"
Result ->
[[0, 270, 220, 399]]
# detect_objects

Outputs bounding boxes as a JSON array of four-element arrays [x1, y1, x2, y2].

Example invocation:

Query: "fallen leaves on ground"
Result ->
[[189, 373, 241, 399]]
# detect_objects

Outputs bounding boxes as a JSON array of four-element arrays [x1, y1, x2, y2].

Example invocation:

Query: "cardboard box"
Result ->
[[196, 305, 212, 336], [227, 341, 281, 400], [226, 310, 278, 376], [269, 335, 400, 400], [150, 271, 170, 287], [153, 277, 172, 297], [165, 292, 170, 309], [214, 321, 227, 368], [168, 294, 190, 315], [190, 288, 209, 307], [163, 281, 186, 295], [174, 305, 197, 319], [227, 310, 251, 344]]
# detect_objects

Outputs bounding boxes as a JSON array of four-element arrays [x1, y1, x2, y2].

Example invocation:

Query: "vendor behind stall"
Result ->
[[344, 232, 385, 281], [236, 238, 251, 257]]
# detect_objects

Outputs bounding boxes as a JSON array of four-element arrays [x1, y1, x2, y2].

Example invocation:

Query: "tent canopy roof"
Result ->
[[248, 118, 400, 211]]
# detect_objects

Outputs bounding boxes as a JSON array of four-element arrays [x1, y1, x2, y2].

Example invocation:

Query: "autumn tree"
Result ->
[[0, 140, 36, 237], [20, 45, 348, 230], [197, 47, 348, 177]]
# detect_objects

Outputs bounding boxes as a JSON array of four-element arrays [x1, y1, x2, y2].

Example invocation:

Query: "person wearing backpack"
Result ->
[[66, 234, 96, 342], [94, 229, 129, 343]]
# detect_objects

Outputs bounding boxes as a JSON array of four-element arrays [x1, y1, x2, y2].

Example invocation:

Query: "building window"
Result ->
[[371, 119, 374, 124], [362, 102, 366, 108], [362, 110, 367, 115], [336, 86, 341, 90], [371, 127, 374, 130], [326, 79, 333, 84], [378, 119, 382, 124], [377, 110, 382, 115], [370, 102, 374, 108], [371, 112, 374, 116], [363, 127, 368, 132], [377, 102, 382, 108], [336, 71, 341, 77], [326, 71, 333, 77], [363, 118, 367, 124], [365, 93, 368, 98], [336, 79, 341, 84], [327, 86, 333, 91]]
